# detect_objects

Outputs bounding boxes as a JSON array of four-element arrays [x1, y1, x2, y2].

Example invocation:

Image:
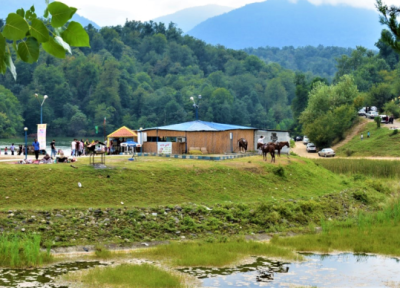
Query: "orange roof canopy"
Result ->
[[107, 126, 137, 138]]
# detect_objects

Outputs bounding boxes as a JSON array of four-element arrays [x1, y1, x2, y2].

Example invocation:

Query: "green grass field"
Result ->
[[0, 156, 361, 209], [336, 122, 400, 157]]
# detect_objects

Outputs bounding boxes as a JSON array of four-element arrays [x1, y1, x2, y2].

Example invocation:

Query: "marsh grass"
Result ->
[[137, 238, 301, 267], [66, 264, 185, 288], [94, 245, 113, 259], [271, 199, 400, 256], [314, 159, 400, 178], [0, 234, 52, 267]]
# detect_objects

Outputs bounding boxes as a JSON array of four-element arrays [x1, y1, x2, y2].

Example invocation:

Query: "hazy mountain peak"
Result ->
[[153, 4, 233, 33], [188, 0, 381, 49]]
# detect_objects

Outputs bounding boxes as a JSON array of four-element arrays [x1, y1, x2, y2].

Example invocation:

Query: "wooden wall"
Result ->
[[141, 129, 255, 154]]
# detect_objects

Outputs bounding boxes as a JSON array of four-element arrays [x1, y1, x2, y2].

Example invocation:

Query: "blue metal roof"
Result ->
[[142, 120, 255, 132]]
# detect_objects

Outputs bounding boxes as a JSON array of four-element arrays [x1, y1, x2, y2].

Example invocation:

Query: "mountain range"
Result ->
[[1, 0, 100, 29], [187, 0, 383, 49], [153, 5, 233, 33]]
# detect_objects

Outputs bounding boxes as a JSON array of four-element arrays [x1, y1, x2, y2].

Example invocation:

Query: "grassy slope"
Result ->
[[336, 122, 400, 157], [0, 156, 356, 209]]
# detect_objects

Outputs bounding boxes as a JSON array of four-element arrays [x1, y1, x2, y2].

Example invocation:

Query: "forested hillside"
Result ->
[[244, 46, 353, 81], [0, 21, 297, 137]]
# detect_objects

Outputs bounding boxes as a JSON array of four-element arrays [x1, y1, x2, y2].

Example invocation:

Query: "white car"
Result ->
[[366, 111, 379, 119], [306, 143, 316, 153], [318, 148, 335, 157], [303, 136, 309, 145]]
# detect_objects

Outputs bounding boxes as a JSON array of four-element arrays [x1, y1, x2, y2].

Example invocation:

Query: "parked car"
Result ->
[[358, 108, 366, 116], [303, 136, 309, 145], [380, 115, 389, 123], [366, 111, 379, 119], [295, 136, 303, 141], [306, 143, 316, 153], [318, 148, 335, 157]]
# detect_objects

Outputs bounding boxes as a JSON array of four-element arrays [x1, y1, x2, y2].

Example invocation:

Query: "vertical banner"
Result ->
[[37, 124, 47, 150]]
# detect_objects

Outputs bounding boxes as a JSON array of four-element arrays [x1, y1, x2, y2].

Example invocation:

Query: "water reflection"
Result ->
[[0, 261, 106, 288], [180, 253, 400, 287]]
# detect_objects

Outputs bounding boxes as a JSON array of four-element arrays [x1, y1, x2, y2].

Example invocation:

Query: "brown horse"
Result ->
[[238, 138, 248, 153], [261, 143, 275, 163], [275, 141, 290, 157]]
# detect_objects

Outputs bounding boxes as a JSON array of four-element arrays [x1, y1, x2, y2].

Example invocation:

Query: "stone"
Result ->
[[55, 214, 63, 218], [176, 231, 181, 234], [180, 236, 186, 239], [21, 228, 25, 232], [8, 213, 14, 217]]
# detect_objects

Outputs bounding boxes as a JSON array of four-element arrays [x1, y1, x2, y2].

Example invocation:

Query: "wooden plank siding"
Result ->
[[141, 129, 255, 154]]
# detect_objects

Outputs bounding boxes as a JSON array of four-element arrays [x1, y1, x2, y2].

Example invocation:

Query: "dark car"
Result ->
[[295, 136, 303, 141]]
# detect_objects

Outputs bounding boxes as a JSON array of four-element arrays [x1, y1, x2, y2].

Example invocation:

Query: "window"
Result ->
[[147, 137, 177, 142]]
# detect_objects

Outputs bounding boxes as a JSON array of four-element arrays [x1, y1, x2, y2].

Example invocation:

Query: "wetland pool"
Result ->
[[1, 254, 400, 287]]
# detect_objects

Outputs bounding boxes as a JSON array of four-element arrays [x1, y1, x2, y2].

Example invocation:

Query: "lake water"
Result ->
[[0, 138, 94, 156]]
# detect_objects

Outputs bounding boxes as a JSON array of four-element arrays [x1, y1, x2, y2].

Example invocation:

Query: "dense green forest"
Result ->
[[0, 21, 299, 137], [244, 46, 353, 80]]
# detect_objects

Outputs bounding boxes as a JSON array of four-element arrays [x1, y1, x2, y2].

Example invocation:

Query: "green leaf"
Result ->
[[16, 8, 25, 18], [5, 52, 16, 80], [2, 13, 30, 41], [30, 19, 50, 43], [42, 36, 66, 58], [0, 33, 6, 59], [17, 37, 39, 64], [48, 1, 76, 28], [55, 36, 71, 54], [30, 5, 35, 13], [0, 59, 6, 75], [44, 8, 49, 18], [61, 21, 90, 47]]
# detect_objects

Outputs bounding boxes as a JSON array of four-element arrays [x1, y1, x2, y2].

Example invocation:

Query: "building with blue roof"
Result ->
[[138, 120, 256, 154]]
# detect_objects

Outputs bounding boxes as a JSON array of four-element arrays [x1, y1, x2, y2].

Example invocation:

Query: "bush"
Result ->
[[374, 116, 381, 128], [273, 165, 285, 177], [345, 149, 354, 157], [189, 150, 202, 155], [391, 129, 398, 136]]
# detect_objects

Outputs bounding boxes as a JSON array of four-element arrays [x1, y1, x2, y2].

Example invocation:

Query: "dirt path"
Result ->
[[291, 117, 399, 160]]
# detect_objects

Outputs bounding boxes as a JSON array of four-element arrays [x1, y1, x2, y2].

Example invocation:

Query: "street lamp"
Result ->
[[190, 95, 201, 121], [35, 93, 48, 124], [24, 127, 28, 160]]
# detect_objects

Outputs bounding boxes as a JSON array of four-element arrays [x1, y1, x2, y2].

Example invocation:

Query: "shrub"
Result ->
[[391, 129, 398, 136], [345, 149, 354, 157], [374, 116, 381, 128], [189, 150, 202, 155], [353, 190, 370, 204], [273, 165, 285, 177]]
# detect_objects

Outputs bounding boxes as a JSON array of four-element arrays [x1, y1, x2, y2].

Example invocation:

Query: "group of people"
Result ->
[[71, 139, 91, 157], [0, 144, 28, 156]]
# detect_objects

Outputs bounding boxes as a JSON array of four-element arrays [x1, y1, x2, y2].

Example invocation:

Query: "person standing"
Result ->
[[71, 139, 76, 156], [10, 143, 15, 156], [4, 147, 8, 155], [32, 139, 40, 160], [361, 134, 364, 140], [18, 145, 22, 155], [367, 131, 370, 138], [257, 136, 265, 155], [50, 139, 56, 159], [75, 140, 80, 156]]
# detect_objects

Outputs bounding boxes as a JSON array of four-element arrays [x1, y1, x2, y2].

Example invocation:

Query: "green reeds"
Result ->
[[69, 264, 184, 288], [271, 199, 400, 256], [138, 238, 301, 267], [0, 234, 52, 267], [313, 159, 400, 178]]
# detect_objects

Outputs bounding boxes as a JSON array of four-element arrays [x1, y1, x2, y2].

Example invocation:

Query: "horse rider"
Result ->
[[257, 135, 265, 155]]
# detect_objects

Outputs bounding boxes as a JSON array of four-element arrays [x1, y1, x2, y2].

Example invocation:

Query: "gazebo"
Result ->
[[107, 126, 137, 154]]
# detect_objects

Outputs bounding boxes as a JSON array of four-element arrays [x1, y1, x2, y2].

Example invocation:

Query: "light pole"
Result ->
[[35, 93, 48, 124], [190, 95, 201, 121], [24, 127, 28, 160]]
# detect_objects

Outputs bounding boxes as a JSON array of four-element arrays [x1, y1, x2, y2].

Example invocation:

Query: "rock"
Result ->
[[55, 214, 63, 218], [176, 231, 181, 234], [8, 210, 13, 213], [180, 236, 186, 239], [103, 218, 110, 222], [8, 213, 14, 217], [21, 228, 25, 232], [27, 218, 35, 223], [151, 213, 157, 216], [31, 215, 35, 218]]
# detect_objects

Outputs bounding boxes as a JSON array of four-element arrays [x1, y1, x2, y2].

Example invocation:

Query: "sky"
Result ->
[[59, 0, 398, 26]]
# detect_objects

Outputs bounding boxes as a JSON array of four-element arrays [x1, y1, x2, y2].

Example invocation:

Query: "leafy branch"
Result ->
[[376, 0, 400, 54], [0, 1, 90, 80]]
